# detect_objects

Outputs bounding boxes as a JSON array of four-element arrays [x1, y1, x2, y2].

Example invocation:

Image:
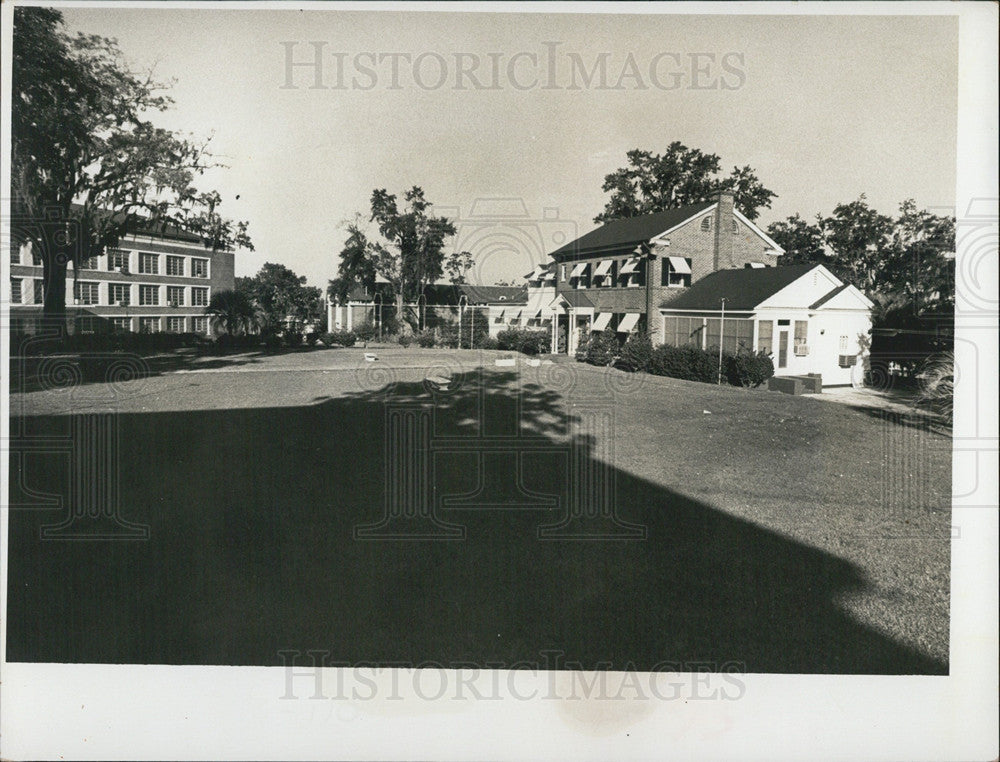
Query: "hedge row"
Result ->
[[577, 331, 774, 388]]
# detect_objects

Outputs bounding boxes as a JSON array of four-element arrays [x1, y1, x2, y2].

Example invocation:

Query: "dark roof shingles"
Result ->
[[551, 202, 715, 258], [659, 264, 820, 311]]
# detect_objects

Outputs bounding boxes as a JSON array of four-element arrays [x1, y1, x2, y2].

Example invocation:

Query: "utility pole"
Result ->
[[718, 297, 726, 384]]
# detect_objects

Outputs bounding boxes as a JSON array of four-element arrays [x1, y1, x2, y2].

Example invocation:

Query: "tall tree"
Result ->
[[10, 7, 252, 323], [595, 143, 777, 223], [331, 187, 465, 324], [242, 262, 322, 334], [766, 214, 831, 267]]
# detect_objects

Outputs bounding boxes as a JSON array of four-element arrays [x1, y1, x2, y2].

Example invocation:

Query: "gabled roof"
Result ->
[[551, 201, 715, 258], [809, 283, 850, 309], [659, 264, 820, 311], [552, 290, 595, 309]]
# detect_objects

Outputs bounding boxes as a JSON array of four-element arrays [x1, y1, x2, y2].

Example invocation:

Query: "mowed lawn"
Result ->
[[7, 348, 951, 673]]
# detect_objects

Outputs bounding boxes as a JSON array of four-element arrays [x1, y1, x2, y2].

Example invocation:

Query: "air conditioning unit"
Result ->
[[794, 345, 809, 356], [838, 354, 857, 368]]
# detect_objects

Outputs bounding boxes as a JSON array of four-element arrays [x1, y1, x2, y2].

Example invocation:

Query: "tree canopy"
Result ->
[[766, 196, 955, 317], [10, 7, 253, 319], [329, 187, 472, 322], [595, 143, 777, 223], [238, 263, 323, 334]]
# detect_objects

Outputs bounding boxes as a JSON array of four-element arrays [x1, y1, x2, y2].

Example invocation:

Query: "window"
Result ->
[[139, 317, 160, 333], [77, 316, 99, 334], [758, 320, 773, 355], [191, 316, 208, 334], [74, 281, 100, 305], [700, 216, 712, 232], [111, 317, 131, 333], [109, 283, 130, 306], [731, 220, 740, 235], [107, 249, 129, 272], [191, 287, 209, 306], [794, 320, 808, 349], [661, 257, 692, 288], [559, 264, 567, 282], [76, 256, 98, 270], [706, 317, 754, 354], [11, 278, 22, 303], [11, 247, 20, 265], [191, 258, 208, 278], [32, 251, 43, 266], [33, 280, 45, 304], [166, 255, 185, 276], [139, 253, 159, 274], [166, 286, 185, 306], [662, 316, 706, 348], [166, 316, 185, 333], [139, 285, 159, 305]]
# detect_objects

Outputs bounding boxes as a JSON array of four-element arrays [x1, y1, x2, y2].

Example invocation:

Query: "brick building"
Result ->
[[8, 222, 235, 335], [546, 191, 784, 353]]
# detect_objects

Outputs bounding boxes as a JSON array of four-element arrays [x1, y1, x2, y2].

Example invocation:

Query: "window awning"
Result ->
[[541, 270, 556, 281], [526, 265, 549, 279], [496, 309, 506, 320], [592, 312, 613, 331], [508, 307, 523, 320], [619, 258, 640, 274], [593, 260, 614, 277], [747, 262, 767, 269], [617, 313, 641, 332], [569, 262, 589, 278], [667, 256, 692, 275]]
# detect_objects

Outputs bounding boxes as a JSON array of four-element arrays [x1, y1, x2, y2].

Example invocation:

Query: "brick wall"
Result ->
[[551, 193, 782, 345]]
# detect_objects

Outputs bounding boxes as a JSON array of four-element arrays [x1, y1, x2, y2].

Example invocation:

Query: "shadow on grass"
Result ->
[[7, 369, 946, 674], [9, 342, 352, 394]]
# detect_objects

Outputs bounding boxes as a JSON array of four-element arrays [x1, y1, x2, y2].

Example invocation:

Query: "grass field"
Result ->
[[6, 347, 951, 673]]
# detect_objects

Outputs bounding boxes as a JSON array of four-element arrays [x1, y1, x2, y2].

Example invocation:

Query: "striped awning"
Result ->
[[667, 256, 692, 275], [593, 260, 614, 277], [592, 312, 613, 331], [569, 262, 589, 278], [617, 313, 641, 332], [619, 258, 640, 274]]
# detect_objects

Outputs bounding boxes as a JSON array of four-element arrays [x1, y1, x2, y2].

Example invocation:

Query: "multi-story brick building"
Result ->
[[545, 191, 785, 353], [8, 222, 235, 335]]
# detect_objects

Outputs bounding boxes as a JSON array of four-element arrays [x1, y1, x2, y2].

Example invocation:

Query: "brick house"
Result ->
[[8, 222, 235, 335], [545, 191, 784, 353]]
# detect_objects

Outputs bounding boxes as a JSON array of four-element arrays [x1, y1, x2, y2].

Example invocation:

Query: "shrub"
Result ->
[[496, 328, 550, 355], [584, 331, 619, 367], [479, 336, 499, 350], [397, 333, 413, 348], [915, 351, 954, 417], [263, 332, 283, 351], [437, 324, 460, 348], [573, 329, 591, 362], [648, 344, 719, 383], [328, 330, 357, 347], [724, 348, 774, 388], [416, 330, 436, 348], [304, 332, 319, 346], [318, 332, 335, 347], [354, 321, 377, 343], [284, 331, 304, 348], [616, 333, 653, 373]]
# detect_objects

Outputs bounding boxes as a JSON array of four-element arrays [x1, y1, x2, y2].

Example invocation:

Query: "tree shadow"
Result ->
[[6, 368, 947, 674]]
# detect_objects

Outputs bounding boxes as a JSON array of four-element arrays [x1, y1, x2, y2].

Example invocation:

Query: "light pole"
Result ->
[[718, 297, 726, 385], [417, 292, 427, 332], [374, 293, 382, 342], [458, 295, 468, 349]]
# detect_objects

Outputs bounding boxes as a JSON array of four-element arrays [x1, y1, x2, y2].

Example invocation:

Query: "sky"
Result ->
[[54, 7, 959, 290]]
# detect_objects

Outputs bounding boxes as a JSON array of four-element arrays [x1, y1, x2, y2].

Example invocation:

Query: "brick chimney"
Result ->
[[713, 190, 735, 272]]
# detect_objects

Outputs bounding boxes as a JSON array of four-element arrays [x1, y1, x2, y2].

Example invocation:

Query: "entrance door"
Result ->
[[777, 328, 789, 369]]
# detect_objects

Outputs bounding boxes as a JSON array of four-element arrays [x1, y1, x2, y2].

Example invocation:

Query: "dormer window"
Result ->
[[700, 217, 712, 232]]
